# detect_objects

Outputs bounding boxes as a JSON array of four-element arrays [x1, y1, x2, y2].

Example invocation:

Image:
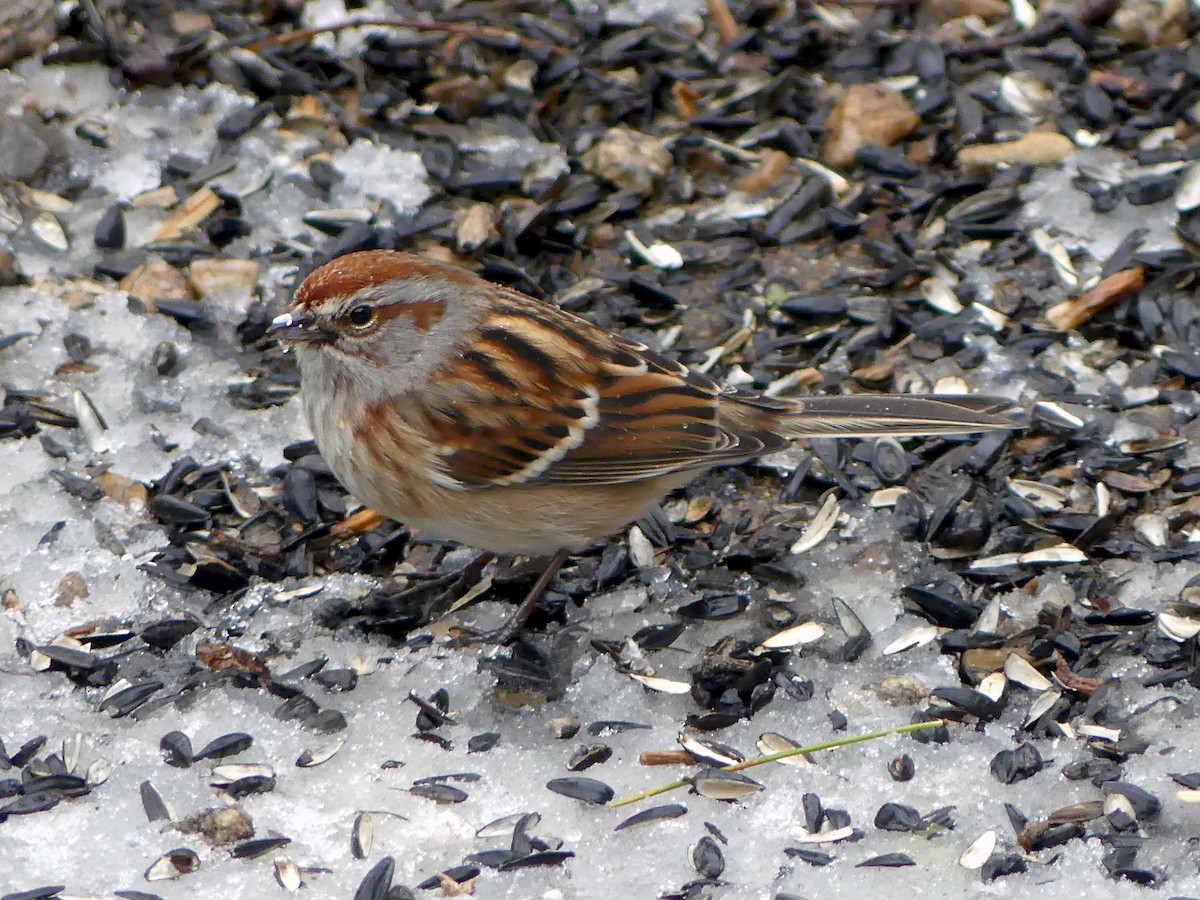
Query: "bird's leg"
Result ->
[[419, 550, 495, 621], [362, 550, 496, 627], [454, 548, 571, 646]]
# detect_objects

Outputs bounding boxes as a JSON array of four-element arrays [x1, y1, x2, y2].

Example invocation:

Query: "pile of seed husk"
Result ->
[[1, 0, 1200, 897]]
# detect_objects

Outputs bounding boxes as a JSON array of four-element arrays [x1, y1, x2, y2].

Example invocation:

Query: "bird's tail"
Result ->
[[772, 394, 1024, 438]]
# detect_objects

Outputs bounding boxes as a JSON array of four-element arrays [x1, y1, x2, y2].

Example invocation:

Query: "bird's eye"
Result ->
[[347, 304, 374, 327]]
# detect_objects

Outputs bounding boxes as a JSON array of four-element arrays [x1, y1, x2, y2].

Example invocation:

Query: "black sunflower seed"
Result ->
[[409, 783, 468, 804], [982, 852, 1028, 882], [353, 856, 394, 900], [466, 849, 519, 869], [857, 853, 915, 868], [498, 851, 575, 871], [783, 847, 834, 866], [990, 742, 1045, 784], [1101, 782, 1160, 819], [415, 866, 478, 890], [546, 776, 613, 804], [160, 731, 193, 768], [140, 618, 199, 650], [567, 743, 612, 772], [614, 803, 688, 832], [888, 754, 914, 782], [689, 835, 725, 879], [1, 887, 66, 900], [194, 733, 253, 761], [231, 837, 291, 859], [467, 732, 500, 753]]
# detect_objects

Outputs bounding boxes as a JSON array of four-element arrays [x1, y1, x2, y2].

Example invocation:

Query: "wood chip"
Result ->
[[151, 186, 222, 241], [331, 508, 388, 536], [1045, 266, 1146, 330]]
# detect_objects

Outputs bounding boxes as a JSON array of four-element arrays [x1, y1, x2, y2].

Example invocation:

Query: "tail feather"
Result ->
[[776, 394, 1023, 438]]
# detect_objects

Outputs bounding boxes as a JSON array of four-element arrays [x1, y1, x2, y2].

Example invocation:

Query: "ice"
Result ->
[[455, 126, 571, 194], [89, 83, 245, 201], [3, 60, 118, 117], [4, 456, 1200, 898], [331, 138, 433, 214], [1021, 148, 1182, 263], [299, 0, 399, 55], [568, 0, 707, 27], [0, 278, 306, 643]]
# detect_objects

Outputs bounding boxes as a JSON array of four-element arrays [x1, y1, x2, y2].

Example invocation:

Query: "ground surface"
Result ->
[[1, 1, 1199, 899]]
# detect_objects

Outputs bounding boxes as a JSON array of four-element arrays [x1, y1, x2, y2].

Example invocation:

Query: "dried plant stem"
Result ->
[[609, 719, 947, 808]]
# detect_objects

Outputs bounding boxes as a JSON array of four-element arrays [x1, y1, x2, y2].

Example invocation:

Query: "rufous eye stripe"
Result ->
[[372, 299, 446, 333]]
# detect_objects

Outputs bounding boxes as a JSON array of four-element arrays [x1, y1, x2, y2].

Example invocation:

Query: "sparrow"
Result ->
[[270, 250, 1021, 640]]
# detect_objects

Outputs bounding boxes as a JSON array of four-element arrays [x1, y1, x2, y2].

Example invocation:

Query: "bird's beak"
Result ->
[[268, 308, 333, 345]]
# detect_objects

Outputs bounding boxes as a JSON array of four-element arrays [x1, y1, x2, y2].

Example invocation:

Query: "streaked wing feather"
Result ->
[[423, 289, 750, 488], [541, 432, 783, 483], [767, 393, 1022, 437]]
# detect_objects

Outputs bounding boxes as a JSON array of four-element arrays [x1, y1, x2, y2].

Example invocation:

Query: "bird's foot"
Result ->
[[447, 548, 571, 647]]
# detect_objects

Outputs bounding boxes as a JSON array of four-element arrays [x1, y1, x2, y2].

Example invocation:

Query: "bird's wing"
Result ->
[[418, 285, 1021, 488], [420, 287, 775, 488]]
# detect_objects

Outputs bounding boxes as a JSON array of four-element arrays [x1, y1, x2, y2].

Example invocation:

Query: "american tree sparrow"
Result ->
[[270, 251, 1020, 640]]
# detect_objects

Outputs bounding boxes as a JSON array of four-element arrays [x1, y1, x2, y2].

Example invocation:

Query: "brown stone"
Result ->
[[821, 83, 920, 169], [423, 74, 493, 118], [671, 81, 700, 119], [95, 472, 150, 510], [121, 260, 196, 306], [151, 187, 222, 242], [455, 202, 498, 252], [130, 186, 179, 209], [55, 572, 89, 608], [582, 126, 673, 197], [187, 258, 260, 298], [170, 11, 213, 36], [868, 674, 929, 706], [957, 132, 1076, 169], [735, 149, 791, 193], [196, 639, 271, 678], [177, 806, 254, 845]]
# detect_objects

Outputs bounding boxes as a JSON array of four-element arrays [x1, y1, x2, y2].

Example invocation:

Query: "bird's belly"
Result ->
[[326, 446, 686, 556], [392, 479, 687, 557], [304, 386, 692, 556]]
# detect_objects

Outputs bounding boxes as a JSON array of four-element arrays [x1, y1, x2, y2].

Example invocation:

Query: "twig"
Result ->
[[640, 749, 696, 766], [228, 17, 568, 56], [609, 719, 947, 808], [1045, 266, 1145, 331]]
